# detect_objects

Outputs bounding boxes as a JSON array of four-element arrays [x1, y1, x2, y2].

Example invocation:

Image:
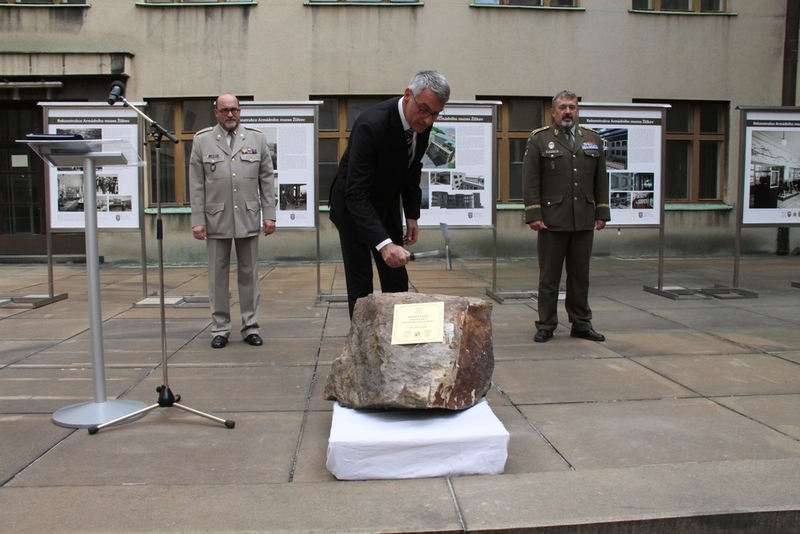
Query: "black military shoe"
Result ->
[[533, 329, 553, 343], [211, 335, 228, 349], [570, 328, 605, 342]]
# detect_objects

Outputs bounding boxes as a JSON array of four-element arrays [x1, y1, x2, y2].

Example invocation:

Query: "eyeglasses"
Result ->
[[217, 107, 241, 115], [412, 94, 441, 119]]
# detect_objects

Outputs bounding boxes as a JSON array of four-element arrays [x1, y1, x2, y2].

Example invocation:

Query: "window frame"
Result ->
[[630, 0, 733, 14], [636, 99, 728, 203]]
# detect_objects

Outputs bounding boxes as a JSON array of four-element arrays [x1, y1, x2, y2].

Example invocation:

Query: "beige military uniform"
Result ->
[[189, 124, 275, 339]]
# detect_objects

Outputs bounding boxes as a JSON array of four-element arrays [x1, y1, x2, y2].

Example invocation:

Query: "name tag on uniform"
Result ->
[[581, 142, 599, 150]]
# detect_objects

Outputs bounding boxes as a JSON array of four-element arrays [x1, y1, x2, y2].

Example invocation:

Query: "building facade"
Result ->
[[0, 0, 797, 263]]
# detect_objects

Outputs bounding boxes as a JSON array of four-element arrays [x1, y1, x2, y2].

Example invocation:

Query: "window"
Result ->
[[636, 99, 727, 202], [306, 0, 420, 4], [315, 96, 391, 204], [141, 0, 254, 4], [631, 0, 728, 12], [143, 98, 217, 206], [478, 97, 550, 203], [473, 0, 577, 6], [3, 0, 87, 4]]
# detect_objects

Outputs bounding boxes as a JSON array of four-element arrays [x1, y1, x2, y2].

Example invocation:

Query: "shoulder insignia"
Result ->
[[529, 126, 548, 137], [195, 126, 214, 136], [244, 125, 264, 133], [579, 126, 597, 134]]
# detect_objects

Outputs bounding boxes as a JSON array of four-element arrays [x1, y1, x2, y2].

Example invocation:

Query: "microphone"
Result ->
[[107, 81, 126, 105]]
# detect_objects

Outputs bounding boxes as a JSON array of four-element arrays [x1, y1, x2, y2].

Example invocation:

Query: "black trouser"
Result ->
[[338, 232, 409, 317]]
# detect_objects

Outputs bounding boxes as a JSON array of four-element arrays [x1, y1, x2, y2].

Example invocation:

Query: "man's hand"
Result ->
[[263, 219, 276, 236], [402, 219, 419, 246], [380, 243, 409, 268], [528, 220, 547, 231], [192, 225, 207, 240], [595, 220, 606, 231]]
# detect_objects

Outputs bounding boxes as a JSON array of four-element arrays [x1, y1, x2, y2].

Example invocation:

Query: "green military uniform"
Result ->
[[522, 123, 610, 334]]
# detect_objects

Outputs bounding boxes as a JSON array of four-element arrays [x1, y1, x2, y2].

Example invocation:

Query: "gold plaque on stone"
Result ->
[[391, 301, 444, 345]]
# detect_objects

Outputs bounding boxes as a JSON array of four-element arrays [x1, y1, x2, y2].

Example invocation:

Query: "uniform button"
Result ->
[[574, 197, 578, 200], [232, 173, 236, 177], [575, 183, 578, 187], [235, 206, 239, 210], [573, 154, 577, 158], [574, 168, 578, 172], [234, 188, 237, 192]]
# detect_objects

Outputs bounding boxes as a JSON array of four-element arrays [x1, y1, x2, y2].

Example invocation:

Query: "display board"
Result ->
[[44, 104, 143, 231], [741, 108, 800, 226], [239, 102, 318, 229], [580, 105, 665, 227], [417, 103, 494, 228]]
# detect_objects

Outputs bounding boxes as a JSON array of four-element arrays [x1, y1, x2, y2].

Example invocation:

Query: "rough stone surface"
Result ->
[[323, 292, 494, 410]]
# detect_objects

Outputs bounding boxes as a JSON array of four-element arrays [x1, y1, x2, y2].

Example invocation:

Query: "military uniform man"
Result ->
[[189, 93, 276, 349], [522, 90, 610, 343]]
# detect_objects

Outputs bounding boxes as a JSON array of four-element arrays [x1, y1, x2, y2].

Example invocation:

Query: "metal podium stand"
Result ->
[[25, 138, 148, 428]]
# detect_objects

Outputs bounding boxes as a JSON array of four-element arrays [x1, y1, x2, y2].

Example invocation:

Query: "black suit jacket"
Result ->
[[329, 96, 431, 248]]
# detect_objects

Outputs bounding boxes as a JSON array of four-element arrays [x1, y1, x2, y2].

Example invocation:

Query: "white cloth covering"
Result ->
[[326, 398, 509, 480]]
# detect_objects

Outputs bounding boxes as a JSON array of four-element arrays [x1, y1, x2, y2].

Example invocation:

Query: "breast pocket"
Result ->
[[583, 150, 600, 175], [240, 153, 261, 179], [543, 152, 564, 176], [203, 156, 225, 178]]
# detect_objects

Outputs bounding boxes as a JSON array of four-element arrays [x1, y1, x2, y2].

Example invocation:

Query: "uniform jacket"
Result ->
[[522, 123, 610, 231], [329, 96, 431, 248], [189, 124, 276, 239]]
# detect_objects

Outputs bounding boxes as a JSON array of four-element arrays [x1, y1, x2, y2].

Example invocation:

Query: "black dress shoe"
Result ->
[[533, 329, 553, 343], [570, 328, 605, 342], [211, 335, 228, 349], [244, 333, 263, 346]]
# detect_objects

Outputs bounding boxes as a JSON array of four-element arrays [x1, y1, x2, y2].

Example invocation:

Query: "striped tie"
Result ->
[[406, 129, 414, 165]]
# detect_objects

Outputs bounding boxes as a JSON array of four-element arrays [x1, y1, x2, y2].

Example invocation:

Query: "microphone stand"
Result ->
[[88, 96, 234, 434]]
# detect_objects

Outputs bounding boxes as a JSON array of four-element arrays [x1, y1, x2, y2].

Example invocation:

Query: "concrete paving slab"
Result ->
[[0, 317, 89, 341], [7, 412, 303, 487], [715, 394, 800, 440], [0, 340, 60, 366], [126, 365, 315, 412], [492, 358, 696, 405], [0, 414, 73, 485], [452, 458, 800, 532], [490, 404, 571, 475], [519, 398, 800, 470], [634, 353, 800, 397], [604, 329, 758, 357], [170, 336, 321, 367], [0, 366, 152, 414], [0, 478, 464, 534], [708, 327, 800, 352]]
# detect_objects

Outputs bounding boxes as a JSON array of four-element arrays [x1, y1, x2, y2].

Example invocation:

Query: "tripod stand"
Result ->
[[88, 95, 234, 434]]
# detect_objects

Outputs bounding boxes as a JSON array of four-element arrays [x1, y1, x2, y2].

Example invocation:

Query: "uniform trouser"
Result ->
[[338, 231, 409, 318], [207, 236, 260, 339], [535, 229, 594, 333]]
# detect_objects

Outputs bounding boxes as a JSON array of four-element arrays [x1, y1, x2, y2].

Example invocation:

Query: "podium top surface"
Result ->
[[20, 137, 144, 168]]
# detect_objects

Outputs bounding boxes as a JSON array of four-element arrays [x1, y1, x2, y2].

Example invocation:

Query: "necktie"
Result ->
[[229, 132, 236, 150], [405, 129, 414, 165], [564, 129, 573, 149]]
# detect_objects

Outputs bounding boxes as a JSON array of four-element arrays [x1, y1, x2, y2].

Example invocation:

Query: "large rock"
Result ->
[[324, 292, 494, 410]]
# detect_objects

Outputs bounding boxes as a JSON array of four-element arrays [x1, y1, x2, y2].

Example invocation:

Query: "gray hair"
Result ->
[[552, 90, 578, 108], [409, 71, 451, 103]]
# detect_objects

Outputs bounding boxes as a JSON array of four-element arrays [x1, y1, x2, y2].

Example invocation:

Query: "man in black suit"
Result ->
[[329, 70, 450, 317]]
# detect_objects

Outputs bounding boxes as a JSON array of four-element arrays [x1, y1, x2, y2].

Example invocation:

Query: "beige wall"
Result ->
[[2, 0, 798, 261]]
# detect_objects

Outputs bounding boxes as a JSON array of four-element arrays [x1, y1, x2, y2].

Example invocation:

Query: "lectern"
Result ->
[[25, 137, 148, 428]]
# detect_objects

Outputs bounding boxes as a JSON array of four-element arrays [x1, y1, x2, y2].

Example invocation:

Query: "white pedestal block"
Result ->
[[327, 399, 509, 480]]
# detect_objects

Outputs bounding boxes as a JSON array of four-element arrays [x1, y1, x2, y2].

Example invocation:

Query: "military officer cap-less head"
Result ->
[[551, 90, 579, 132], [214, 93, 241, 133]]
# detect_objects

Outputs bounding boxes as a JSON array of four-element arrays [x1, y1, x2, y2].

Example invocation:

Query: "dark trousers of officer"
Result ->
[[338, 233, 409, 318], [535, 229, 594, 333]]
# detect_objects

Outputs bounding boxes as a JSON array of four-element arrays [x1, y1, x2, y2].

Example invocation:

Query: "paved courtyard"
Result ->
[[1, 256, 799, 533]]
